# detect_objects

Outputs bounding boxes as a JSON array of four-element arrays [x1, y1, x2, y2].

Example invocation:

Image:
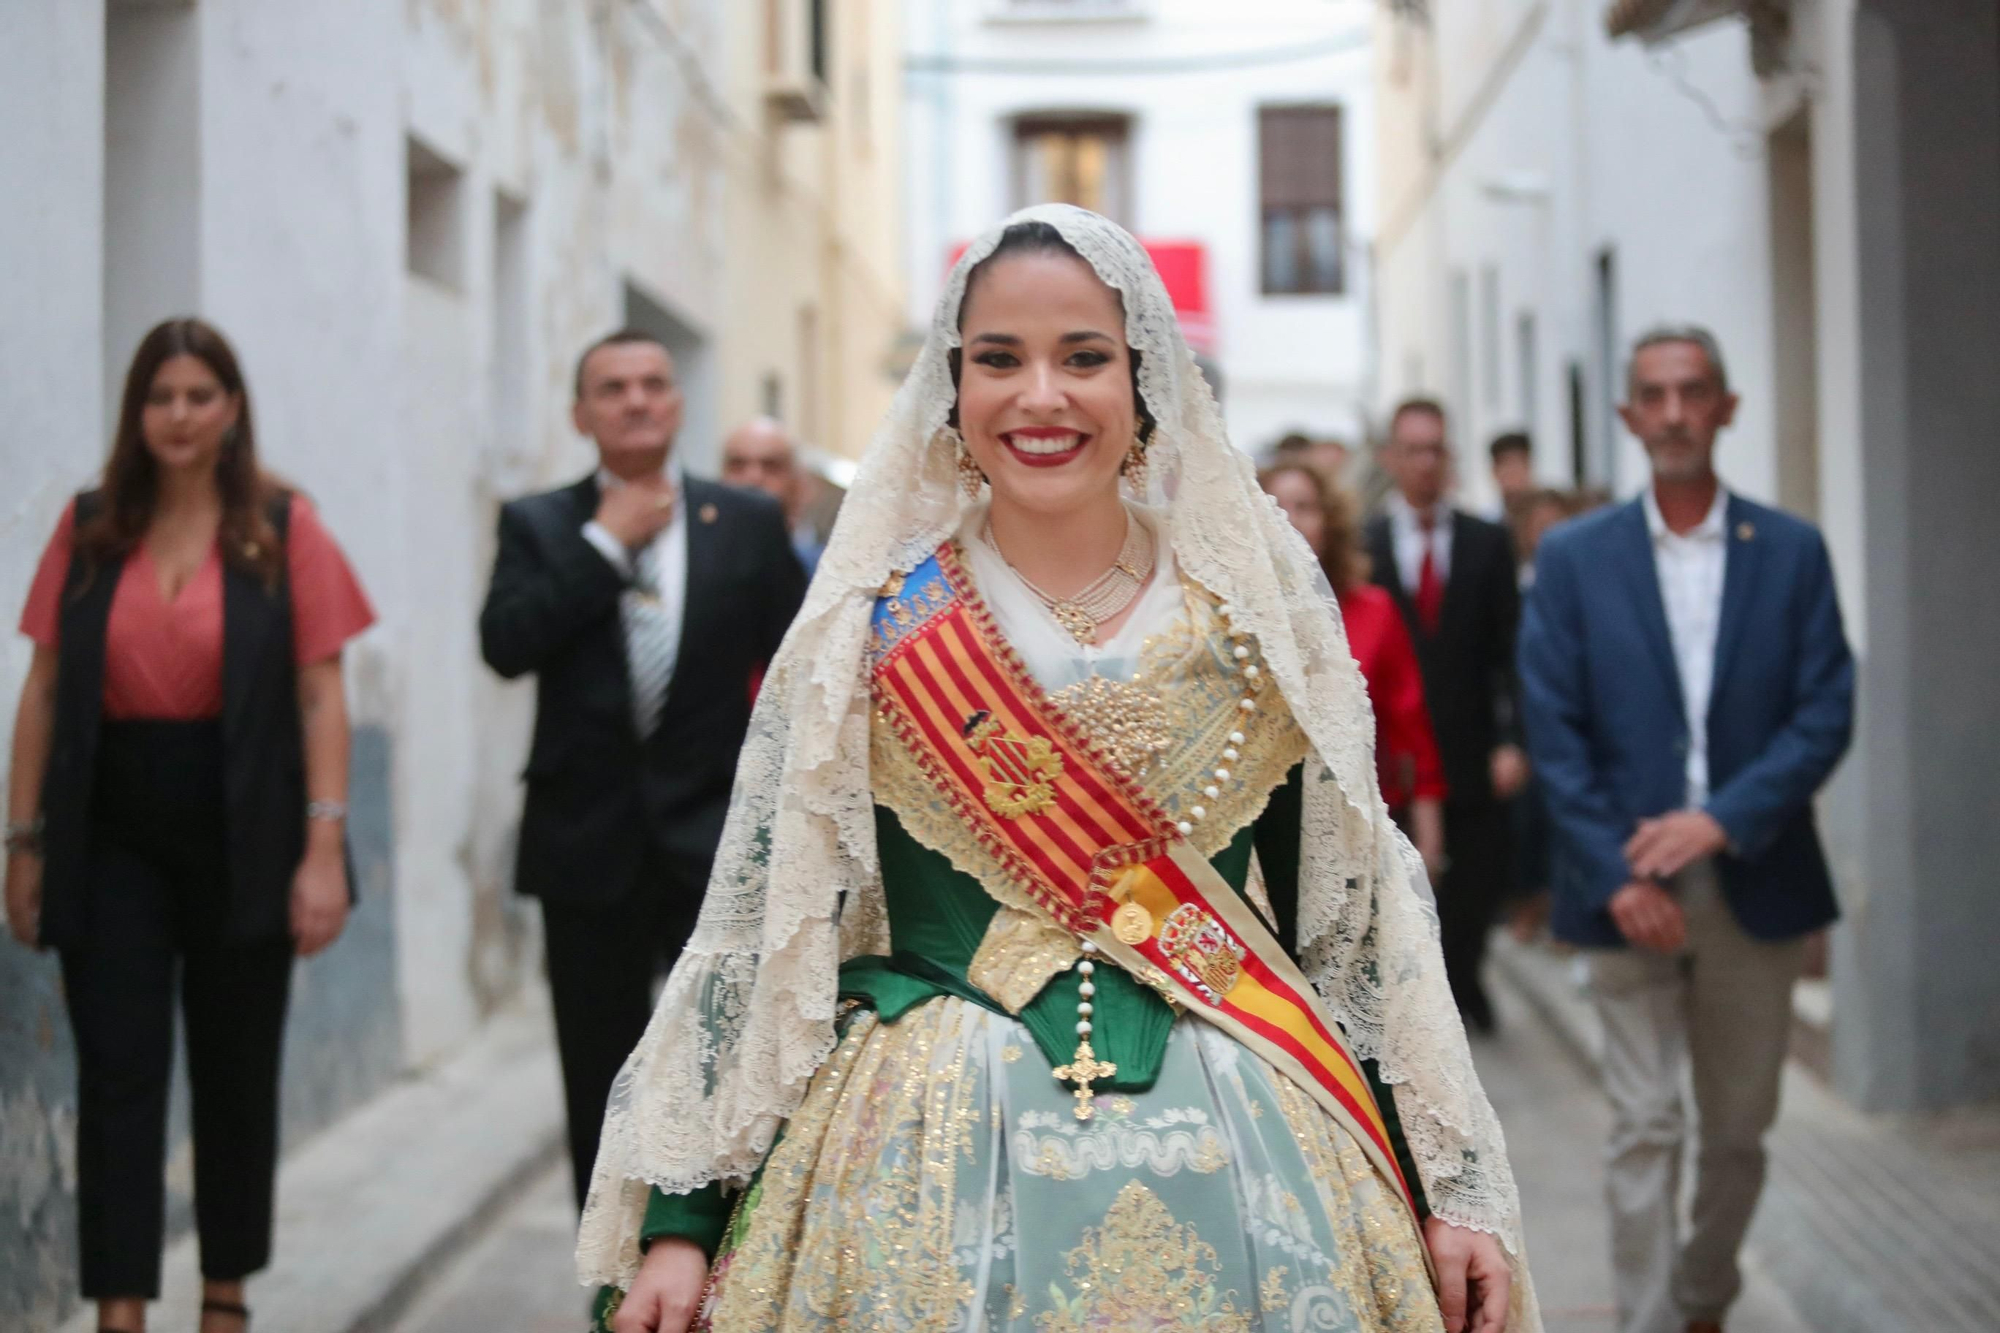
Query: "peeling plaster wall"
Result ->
[[0, 4, 107, 1325], [0, 0, 729, 1320]]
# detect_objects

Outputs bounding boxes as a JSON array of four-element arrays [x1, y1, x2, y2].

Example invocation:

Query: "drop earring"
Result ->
[[955, 433, 987, 499], [1119, 439, 1148, 490]]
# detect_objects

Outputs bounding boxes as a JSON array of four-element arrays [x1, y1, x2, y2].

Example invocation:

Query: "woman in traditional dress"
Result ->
[[579, 206, 1540, 1333]]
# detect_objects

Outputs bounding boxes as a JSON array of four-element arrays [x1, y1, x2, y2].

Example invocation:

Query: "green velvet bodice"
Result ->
[[637, 765, 1429, 1258]]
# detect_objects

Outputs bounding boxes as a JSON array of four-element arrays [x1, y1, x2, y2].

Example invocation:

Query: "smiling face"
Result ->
[[955, 249, 1136, 522], [140, 353, 241, 477]]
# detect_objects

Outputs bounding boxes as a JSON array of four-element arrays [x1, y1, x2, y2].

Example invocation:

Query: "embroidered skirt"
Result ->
[[696, 997, 1440, 1332]]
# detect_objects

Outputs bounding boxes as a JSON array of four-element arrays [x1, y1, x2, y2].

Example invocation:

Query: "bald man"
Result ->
[[721, 417, 823, 577]]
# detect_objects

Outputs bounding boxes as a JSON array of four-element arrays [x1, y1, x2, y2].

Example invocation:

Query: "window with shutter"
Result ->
[[1012, 114, 1131, 225], [1258, 105, 1344, 296]]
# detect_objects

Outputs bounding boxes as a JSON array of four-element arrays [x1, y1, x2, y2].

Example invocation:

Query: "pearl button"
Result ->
[[1078, 960, 1095, 976], [1233, 645, 1250, 660], [1176, 820, 1193, 836], [1076, 1020, 1092, 1035], [1078, 1001, 1093, 1017], [1079, 981, 1095, 998], [1214, 767, 1231, 782], [1190, 805, 1206, 820], [1080, 939, 1098, 954], [1204, 784, 1220, 799], [1239, 698, 1257, 712], [1221, 748, 1238, 763], [1243, 664, 1260, 679], [1229, 731, 1245, 745]]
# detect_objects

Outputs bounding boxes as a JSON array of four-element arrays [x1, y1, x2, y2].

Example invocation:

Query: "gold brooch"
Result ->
[[965, 713, 1063, 819]]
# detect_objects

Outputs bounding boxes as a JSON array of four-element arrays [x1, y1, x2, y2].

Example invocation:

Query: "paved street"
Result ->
[[389, 1163, 586, 1333], [386, 978, 1809, 1333], [1472, 983, 1806, 1333]]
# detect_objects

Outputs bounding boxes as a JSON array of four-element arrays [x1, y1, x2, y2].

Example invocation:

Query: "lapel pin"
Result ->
[[699, 503, 719, 524], [1736, 522, 1755, 541]]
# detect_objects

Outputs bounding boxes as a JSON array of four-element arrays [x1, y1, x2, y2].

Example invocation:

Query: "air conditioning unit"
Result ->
[[764, 0, 828, 124]]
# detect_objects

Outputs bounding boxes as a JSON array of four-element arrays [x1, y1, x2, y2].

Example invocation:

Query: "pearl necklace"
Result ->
[[1057, 594, 1267, 1120], [987, 510, 1156, 646]]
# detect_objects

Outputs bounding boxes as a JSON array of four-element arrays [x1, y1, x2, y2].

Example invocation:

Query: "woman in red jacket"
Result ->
[[1262, 461, 1447, 876]]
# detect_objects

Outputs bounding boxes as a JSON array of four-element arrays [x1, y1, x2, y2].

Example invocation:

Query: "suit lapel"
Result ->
[[564, 473, 600, 524], [1368, 517, 1416, 627], [1710, 494, 1762, 699], [671, 479, 720, 696], [1436, 510, 1475, 638], [1615, 500, 1687, 723]]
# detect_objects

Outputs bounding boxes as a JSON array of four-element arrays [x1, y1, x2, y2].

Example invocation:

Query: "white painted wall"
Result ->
[[0, 0, 732, 1074], [903, 0, 1380, 454], [1373, 0, 1783, 518]]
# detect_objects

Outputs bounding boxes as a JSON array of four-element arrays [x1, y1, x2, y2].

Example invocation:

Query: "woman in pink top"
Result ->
[[4, 318, 374, 1333]]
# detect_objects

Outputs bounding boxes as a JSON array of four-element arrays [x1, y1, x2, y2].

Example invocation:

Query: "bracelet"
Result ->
[[5, 815, 45, 854], [306, 800, 348, 823]]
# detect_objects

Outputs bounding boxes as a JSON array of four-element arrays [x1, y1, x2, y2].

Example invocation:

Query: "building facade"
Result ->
[[0, 0, 901, 1323], [902, 0, 1381, 456], [1372, 0, 1999, 1115]]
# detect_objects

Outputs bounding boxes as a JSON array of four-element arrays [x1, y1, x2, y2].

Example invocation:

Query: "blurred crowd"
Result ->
[[1257, 413, 1610, 1023]]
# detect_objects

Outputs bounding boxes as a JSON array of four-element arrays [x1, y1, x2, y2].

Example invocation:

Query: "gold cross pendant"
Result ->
[[1053, 1040, 1118, 1121]]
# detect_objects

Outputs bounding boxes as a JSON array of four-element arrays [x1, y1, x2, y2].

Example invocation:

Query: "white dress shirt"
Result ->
[[1385, 492, 1455, 593], [1644, 484, 1730, 807], [582, 465, 689, 733]]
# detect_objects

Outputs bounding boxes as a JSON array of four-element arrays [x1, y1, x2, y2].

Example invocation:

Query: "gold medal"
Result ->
[[1111, 901, 1154, 945]]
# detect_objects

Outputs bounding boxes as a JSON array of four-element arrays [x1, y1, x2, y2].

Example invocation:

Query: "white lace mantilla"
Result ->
[[576, 203, 1541, 1330]]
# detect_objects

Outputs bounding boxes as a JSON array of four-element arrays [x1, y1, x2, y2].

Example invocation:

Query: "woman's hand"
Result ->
[[613, 1239, 711, 1333], [4, 851, 43, 948], [1423, 1216, 1511, 1333], [290, 844, 349, 957]]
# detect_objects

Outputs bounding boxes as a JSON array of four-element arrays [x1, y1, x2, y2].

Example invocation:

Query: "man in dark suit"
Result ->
[[1518, 326, 1853, 1333], [479, 329, 807, 1208], [1366, 398, 1527, 1032]]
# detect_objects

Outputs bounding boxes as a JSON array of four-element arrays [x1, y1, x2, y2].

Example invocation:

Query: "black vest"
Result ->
[[39, 490, 306, 947]]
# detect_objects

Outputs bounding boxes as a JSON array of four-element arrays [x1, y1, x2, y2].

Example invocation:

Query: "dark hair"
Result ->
[[574, 328, 672, 399], [1271, 432, 1313, 455], [78, 318, 283, 587], [1389, 397, 1447, 436], [948, 221, 1157, 446], [1488, 431, 1531, 464], [1257, 461, 1371, 595]]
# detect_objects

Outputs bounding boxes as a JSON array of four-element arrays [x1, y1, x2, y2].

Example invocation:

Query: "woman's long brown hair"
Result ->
[[1258, 460, 1371, 596], [77, 317, 284, 588]]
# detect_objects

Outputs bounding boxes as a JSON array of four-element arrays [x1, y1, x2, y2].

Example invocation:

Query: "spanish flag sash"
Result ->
[[869, 542, 1421, 1225]]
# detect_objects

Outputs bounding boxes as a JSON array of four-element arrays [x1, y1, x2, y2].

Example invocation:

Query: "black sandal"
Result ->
[[201, 1299, 251, 1328]]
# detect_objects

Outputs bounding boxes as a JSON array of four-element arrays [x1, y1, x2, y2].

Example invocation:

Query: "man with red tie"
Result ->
[[1366, 398, 1527, 1031]]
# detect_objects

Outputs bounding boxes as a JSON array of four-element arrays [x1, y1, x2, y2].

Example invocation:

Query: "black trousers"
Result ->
[[59, 722, 294, 1299], [541, 845, 706, 1211], [1438, 798, 1513, 1030]]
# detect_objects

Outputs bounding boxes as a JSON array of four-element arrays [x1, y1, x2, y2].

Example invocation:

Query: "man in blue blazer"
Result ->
[[1518, 326, 1853, 1333]]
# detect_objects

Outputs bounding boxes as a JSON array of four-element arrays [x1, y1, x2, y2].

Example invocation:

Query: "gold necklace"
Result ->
[[988, 510, 1157, 645]]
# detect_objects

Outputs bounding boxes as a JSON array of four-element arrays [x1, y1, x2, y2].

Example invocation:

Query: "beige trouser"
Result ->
[[1586, 861, 1804, 1333]]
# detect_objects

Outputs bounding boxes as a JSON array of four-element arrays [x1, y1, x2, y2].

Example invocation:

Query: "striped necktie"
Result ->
[[621, 537, 676, 736]]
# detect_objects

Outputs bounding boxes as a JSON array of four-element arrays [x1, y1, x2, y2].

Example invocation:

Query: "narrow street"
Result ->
[[387, 978, 1809, 1333]]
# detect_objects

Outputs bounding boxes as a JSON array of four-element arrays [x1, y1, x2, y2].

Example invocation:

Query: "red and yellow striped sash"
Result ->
[[869, 543, 1420, 1223]]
